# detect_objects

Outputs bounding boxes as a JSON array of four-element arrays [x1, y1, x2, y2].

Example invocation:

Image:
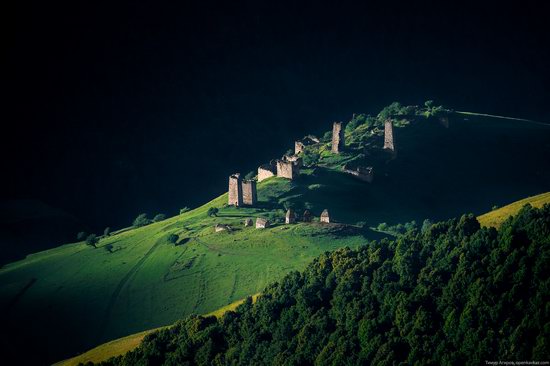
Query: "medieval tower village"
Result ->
[[220, 118, 397, 231]]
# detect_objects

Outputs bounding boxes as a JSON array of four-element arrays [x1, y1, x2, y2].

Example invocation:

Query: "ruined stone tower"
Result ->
[[331, 122, 345, 153], [383, 119, 395, 152], [320, 209, 331, 223], [228, 173, 243, 206], [241, 180, 257, 206], [295, 141, 305, 154], [285, 208, 296, 224], [276, 160, 297, 179], [228, 174, 257, 206]]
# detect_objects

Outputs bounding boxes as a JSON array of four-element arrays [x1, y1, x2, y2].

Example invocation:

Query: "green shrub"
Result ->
[[153, 214, 166, 222], [85, 234, 98, 248], [167, 234, 179, 244], [76, 231, 87, 241], [132, 213, 151, 227], [207, 207, 219, 217]]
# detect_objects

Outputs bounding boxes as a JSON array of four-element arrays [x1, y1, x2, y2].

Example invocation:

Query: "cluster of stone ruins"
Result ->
[[220, 118, 396, 231], [214, 209, 332, 232]]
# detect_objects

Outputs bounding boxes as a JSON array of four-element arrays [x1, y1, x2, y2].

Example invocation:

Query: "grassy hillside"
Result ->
[[55, 294, 260, 366], [2, 105, 550, 364], [477, 192, 550, 228]]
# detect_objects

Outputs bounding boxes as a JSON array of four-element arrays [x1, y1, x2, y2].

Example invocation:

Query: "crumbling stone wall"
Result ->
[[258, 164, 276, 182], [228, 173, 243, 206], [283, 154, 303, 168], [383, 119, 395, 152], [332, 122, 345, 153], [295, 141, 305, 154], [242, 180, 257, 206], [294, 135, 320, 154], [343, 165, 374, 183], [276, 159, 297, 179]]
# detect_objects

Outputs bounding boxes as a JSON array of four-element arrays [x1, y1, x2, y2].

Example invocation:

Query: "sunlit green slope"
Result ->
[[2, 105, 550, 364]]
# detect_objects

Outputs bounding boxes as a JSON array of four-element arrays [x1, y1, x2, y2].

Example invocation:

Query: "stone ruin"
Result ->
[[243, 218, 253, 227], [242, 180, 257, 206], [343, 164, 374, 183], [282, 154, 303, 168], [214, 223, 231, 232], [332, 122, 345, 153], [256, 218, 270, 229], [258, 156, 301, 182], [228, 173, 243, 206], [276, 159, 299, 180], [257, 162, 276, 182], [302, 209, 312, 222], [228, 173, 257, 206], [285, 208, 297, 224], [383, 119, 395, 152], [294, 135, 320, 154], [320, 209, 331, 223]]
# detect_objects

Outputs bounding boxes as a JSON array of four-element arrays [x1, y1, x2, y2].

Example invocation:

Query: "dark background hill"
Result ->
[[2, 1, 550, 261]]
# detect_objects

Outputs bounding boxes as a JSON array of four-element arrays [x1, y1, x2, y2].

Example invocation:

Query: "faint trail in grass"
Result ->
[[192, 237, 254, 256], [96, 237, 163, 343], [192, 270, 207, 313], [5, 277, 36, 312], [228, 272, 238, 303]]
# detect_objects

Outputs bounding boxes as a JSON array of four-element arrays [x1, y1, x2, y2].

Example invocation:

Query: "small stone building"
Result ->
[[285, 209, 297, 224], [243, 218, 253, 227], [332, 122, 345, 153], [302, 210, 312, 222], [320, 209, 331, 223], [256, 218, 270, 229], [214, 224, 231, 232]]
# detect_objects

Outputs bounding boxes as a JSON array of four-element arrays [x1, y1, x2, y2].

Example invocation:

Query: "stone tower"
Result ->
[[241, 180, 257, 206], [320, 209, 330, 223], [285, 208, 296, 224], [228, 173, 243, 206], [276, 160, 297, 179], [383, 119, 395, 152], [295, 140, 305, 154], [331, 122, 345, 153]]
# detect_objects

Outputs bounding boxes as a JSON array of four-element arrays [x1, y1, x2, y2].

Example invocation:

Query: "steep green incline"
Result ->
[[1, 104, 549, 364], [0, 187, 373, 364], [103, 204, 550, 366]]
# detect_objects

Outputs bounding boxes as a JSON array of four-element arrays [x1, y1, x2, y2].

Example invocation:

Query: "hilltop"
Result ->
[[1, 102, 550, 364]]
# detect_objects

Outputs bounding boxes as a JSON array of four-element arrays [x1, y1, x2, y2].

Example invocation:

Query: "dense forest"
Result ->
[[99, 204, 549, 365]]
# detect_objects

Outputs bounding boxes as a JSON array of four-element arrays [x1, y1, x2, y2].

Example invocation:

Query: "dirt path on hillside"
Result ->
[[95, 237, 163, 343]]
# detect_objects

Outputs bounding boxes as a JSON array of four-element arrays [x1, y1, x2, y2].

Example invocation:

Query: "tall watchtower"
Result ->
[[242, 180, 257, 206], [332, 122, 345, 153], [228, 173, 243, 206], [383, 119, 395, 152]]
